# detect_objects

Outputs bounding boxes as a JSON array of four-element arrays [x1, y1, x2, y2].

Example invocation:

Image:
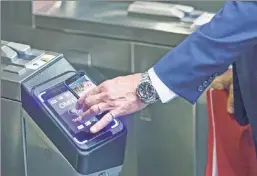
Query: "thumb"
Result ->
[[227, 84, 234, 114]]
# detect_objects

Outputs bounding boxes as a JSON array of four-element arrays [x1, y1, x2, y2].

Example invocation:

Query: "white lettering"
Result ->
[[59, 97, 77, 109]]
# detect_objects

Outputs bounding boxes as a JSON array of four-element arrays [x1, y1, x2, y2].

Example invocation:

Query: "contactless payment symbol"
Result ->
[[50, 99, 57, 105], [68, 108, 81, 115]]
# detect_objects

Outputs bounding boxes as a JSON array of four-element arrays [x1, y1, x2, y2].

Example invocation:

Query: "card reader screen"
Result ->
[[46, 90, 98, 135], [68, 75, 95, 97]]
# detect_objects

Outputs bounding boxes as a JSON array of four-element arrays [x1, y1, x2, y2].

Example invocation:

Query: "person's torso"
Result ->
[[235, 44, 257, 143]]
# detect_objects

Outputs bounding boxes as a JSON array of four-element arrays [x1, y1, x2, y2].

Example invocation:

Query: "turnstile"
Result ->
[[1, 41, 127, 176]]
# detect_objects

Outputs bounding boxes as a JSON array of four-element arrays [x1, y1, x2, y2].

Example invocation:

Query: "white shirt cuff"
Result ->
[[148, 68, 178, 103]]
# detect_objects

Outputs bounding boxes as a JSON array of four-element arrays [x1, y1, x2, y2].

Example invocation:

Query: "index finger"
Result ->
[[76, 86, 100, 109], [90, 111, 116, 133]]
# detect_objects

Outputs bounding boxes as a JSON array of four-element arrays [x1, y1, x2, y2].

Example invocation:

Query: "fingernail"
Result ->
[[82, 105, 88, 112], [90, 126, 97, 133]]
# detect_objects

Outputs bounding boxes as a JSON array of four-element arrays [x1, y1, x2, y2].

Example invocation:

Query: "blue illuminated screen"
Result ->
[[47, 90, 98, 134]]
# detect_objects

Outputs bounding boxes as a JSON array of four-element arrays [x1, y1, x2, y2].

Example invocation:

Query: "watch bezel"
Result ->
[[136, 76, 159, 104]]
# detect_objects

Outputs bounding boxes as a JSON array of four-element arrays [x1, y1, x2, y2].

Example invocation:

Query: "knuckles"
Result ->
[[103, 92, 111, 100], [84, 99, 90, 106], [90, 106, 98, 113], [107, 101, 116, 108]]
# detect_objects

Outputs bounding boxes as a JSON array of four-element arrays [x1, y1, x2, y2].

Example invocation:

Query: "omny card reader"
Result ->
[[1, 40, 127, 176]]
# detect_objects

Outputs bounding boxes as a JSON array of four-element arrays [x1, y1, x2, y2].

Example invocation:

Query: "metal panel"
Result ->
[[1, 98, 26, 176], [33, 1, 190, 47], [2, 25, 131, 72], [1, 1, 33, 26], [136, 100, 195, 176], [119, 114, 138, 176], [195, 91, 208, 176], [133, 43, 208, 176], [132, 43, 171, 72]]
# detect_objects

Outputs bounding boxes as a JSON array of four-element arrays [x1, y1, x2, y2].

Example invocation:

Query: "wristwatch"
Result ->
[[136, 72, 160, 104]]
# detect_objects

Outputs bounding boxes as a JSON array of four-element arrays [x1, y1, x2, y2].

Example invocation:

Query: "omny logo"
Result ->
[[58, 97, 77, 109]]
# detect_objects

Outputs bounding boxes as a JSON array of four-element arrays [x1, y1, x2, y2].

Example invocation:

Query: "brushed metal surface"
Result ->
[[0, 43, 62, 101], [2, 25, 131, 73], [132, 43, 171, 72], [136, 100, 195, 176], [195, 91, 208, 176], [32, 1, 223, 47], [1, 1, 33, 26], [1, 98, 26, 176], [33, 1, 190, 47], [133, 43, 208, 176]]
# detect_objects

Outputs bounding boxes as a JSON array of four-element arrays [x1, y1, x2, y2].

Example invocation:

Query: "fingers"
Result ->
[[76, 86, 101, 109], [211, 71, 234, 114], [90, 110, 118, 133], [211, 70, 232, 90], [74, 103, 111, 122], [227, 84, 234, 114], [211, 77, 225, 89], [81, 93, 107, 111]]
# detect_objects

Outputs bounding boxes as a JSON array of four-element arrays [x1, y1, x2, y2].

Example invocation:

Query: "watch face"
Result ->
[[138, 82, 156, 101]]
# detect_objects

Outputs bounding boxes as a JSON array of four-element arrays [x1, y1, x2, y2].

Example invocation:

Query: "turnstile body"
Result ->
[[1, 41, 127, 176]]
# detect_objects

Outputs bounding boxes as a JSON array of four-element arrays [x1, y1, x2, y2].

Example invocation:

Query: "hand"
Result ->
[[211, 69, 234, 114], [75, 73, 147, 133]]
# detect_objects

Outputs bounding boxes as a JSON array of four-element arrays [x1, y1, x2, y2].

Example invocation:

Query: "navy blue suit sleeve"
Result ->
[[153, 1, 257, 104]]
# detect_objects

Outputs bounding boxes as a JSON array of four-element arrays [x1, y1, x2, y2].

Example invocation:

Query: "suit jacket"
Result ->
[[153, 2, 257, 150]]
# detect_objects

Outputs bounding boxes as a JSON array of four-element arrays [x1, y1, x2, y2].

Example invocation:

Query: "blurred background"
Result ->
[[1, 1, 225, 176]]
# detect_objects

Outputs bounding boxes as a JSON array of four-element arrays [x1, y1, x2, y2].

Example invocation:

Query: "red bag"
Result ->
[[205, 89, 257, 176]]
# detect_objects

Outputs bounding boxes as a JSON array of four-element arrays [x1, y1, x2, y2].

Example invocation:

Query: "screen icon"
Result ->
[[77, 125, 84, 130], [50, 99, 57, 105], [85, 121, 92, 127]]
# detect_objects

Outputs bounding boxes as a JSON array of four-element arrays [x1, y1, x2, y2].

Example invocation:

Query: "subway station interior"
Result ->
[[2, 1, 257, 176]]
